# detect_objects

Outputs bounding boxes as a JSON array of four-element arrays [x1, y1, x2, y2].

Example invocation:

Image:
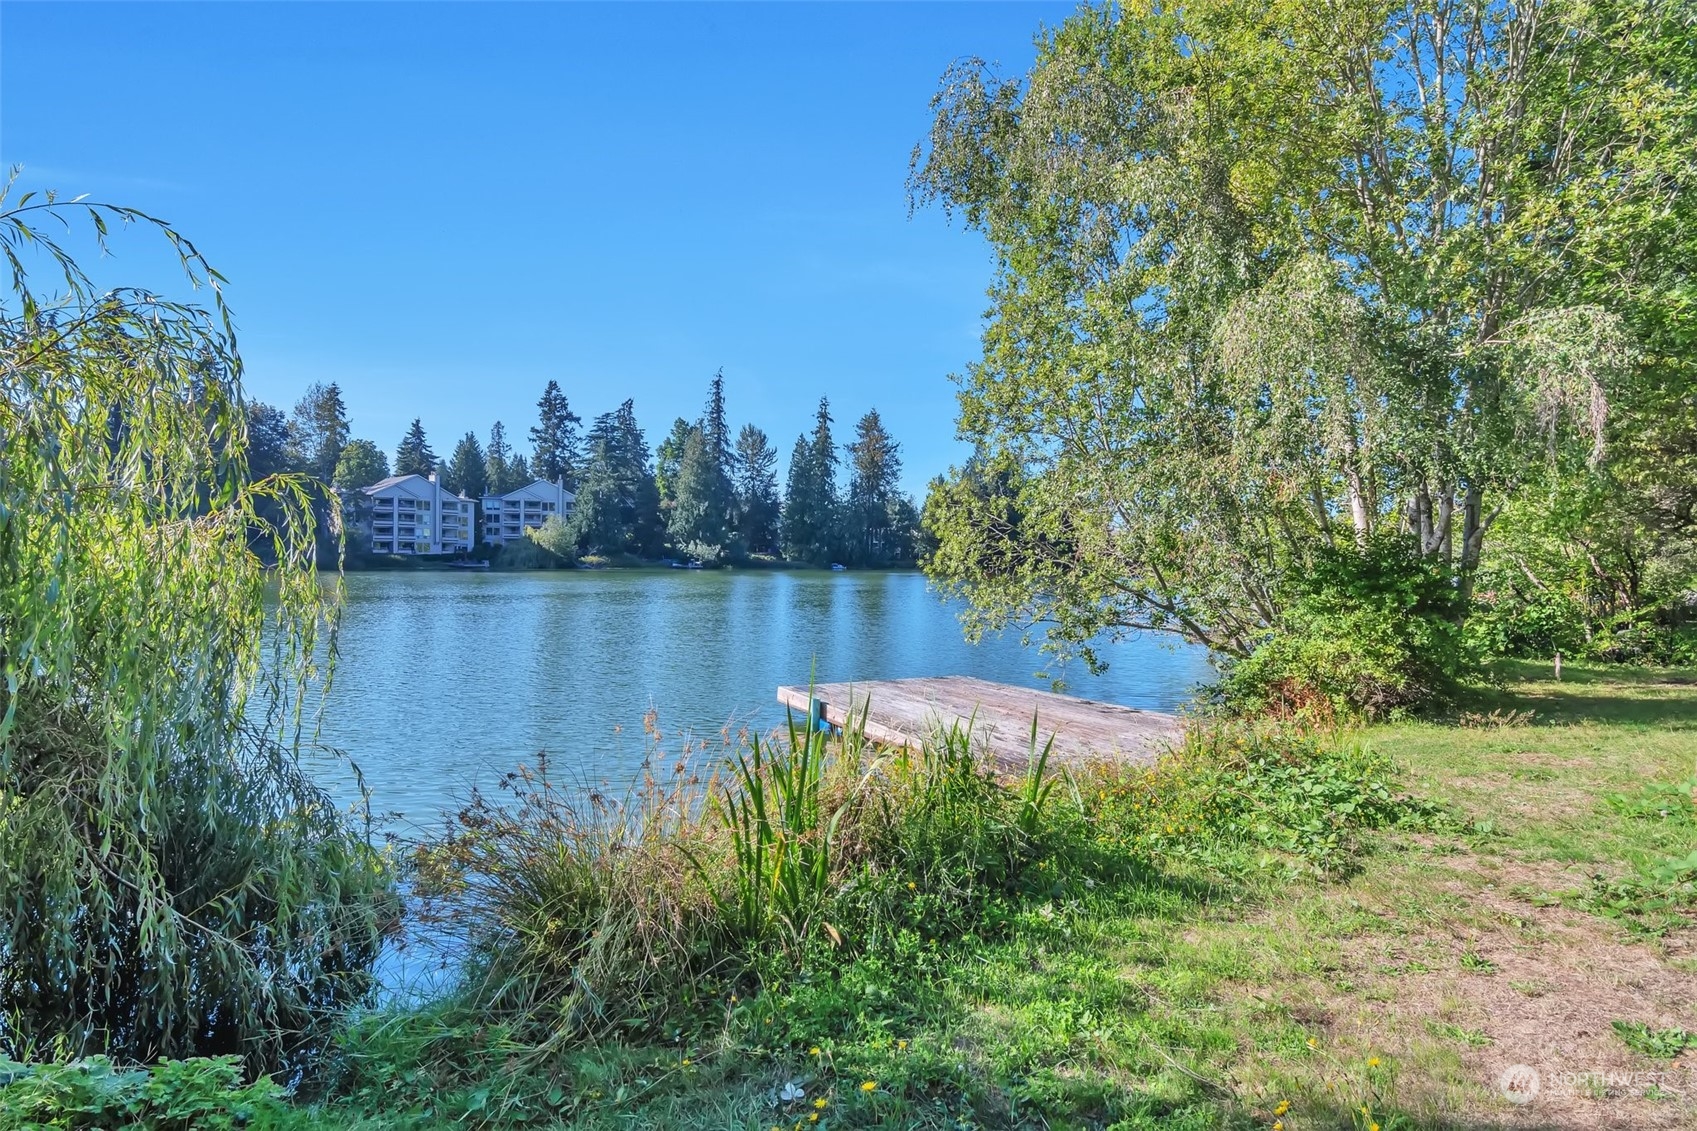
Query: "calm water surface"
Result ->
[[307, 570, 1212, 825]]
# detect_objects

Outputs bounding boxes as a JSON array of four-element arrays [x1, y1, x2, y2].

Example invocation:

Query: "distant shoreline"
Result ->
[[334, 554, 922, 574]]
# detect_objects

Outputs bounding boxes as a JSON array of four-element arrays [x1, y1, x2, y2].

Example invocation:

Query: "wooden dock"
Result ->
[[775, 676, 1183, 771]]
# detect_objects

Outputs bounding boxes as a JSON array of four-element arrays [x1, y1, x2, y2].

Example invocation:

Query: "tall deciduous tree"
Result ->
[[394, 418, 437, 479], [445, 431, 487, 499], [913, 0, 1688, 663], [333, 438, 389, 491], [332, 438, 390, 556], [530, 380, 582, 487], [734, 423, 782, 555]]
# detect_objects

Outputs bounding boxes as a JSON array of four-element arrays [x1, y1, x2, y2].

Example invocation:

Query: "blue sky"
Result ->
[[2, 2, 1066, 496]]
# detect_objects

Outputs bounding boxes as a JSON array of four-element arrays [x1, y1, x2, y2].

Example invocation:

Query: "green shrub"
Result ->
[[1085, 724, 1460, 878], [1467, 588, 1590, 659], [492, 531, 571, 569], [1218, 538, 1478, 721], [527, 514, 578, 563], [0, 1056, 292, 1130]]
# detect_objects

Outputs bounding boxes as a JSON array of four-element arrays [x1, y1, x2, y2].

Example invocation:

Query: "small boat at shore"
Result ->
[[447, 559, 490, 570]]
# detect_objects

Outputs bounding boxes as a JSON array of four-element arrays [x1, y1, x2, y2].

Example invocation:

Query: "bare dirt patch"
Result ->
[[1291, 857, 1697, 1128]]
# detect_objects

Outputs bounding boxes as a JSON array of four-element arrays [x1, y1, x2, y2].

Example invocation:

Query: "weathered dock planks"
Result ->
[[775, 676, 1184, 771]]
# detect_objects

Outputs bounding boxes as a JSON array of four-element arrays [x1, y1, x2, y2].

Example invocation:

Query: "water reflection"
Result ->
[[305, 569, 1214, 829]]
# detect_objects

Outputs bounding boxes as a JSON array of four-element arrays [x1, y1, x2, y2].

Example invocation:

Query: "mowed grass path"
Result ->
[[320, 666, 1695, 1131]]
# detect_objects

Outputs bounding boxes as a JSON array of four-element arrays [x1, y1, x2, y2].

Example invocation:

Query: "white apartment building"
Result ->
[[480, 478, 575, 545], [360, 473, 476, 555]]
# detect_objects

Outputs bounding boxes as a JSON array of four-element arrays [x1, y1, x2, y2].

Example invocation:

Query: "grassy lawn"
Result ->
[[289, 664, 1697, 1131]]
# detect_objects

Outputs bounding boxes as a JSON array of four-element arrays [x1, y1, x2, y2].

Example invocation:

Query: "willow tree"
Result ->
[[914, 0, 1690, 664], [0, 180, 393, 1071]]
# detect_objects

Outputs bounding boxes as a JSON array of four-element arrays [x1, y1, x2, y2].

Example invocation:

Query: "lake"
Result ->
[[306, 569, 1213, 826]]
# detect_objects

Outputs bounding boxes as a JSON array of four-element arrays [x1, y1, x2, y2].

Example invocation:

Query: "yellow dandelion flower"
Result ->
[[1370, 1124, 1380, 1131], [860, 1080, 878, 1093], [1274, 1100, 1289, 1115], [1306, 1037, 1318, 1049], [907, 881, 916, 890], [809, 1046, 821, 1056], [1360, 1105, 1371, 1116], [680, 1058, 691, 1066], [1367, 1056, 1381, 1067], [1273, 1122, 1284, 1131], [814, 1098, 828, 1109]]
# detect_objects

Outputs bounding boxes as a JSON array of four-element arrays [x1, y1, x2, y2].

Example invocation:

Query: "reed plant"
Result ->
[[704, 715, 848, 945]]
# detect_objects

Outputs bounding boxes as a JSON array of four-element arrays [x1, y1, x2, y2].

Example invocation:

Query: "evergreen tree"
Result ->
[[782, 434, 815, 562], [394, 418, 437, 478], [665, 372, 739, 559], [245, 402, 292, 481], [703, 369, 733, 489], [655, 417, 694, 507], [510, 452, 531, 483], [567, 400, 661, 557], [333, 439, 390, 491], [700, 371, 737, 545], [733, 423, 781, 555], [485, 421, 513, 494], [667, 426, 730, 561], [783, 397, 841, 564], [845, 408, 903, 566], [287, 382, 349, 482], [445, 431, 487, 499], [563, 443, 622, 556], [529, 380, 582, 487]]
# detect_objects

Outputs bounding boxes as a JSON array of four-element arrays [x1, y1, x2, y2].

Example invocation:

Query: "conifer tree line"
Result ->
[[249, 372, 921, 566]]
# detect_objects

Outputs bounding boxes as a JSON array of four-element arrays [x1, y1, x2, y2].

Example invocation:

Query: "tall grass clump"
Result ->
[[0, 184, 394, 1073], [407, 708, 1082, 1051], [408, 751, 730, 1044]]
